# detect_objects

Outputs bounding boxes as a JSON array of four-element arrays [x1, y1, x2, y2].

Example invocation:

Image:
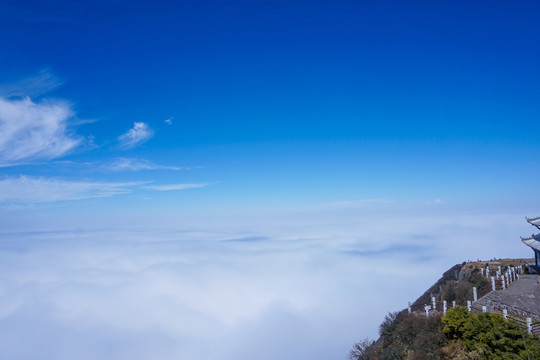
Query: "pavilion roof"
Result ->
[[521, 233, 540, 252], [526, 216, 540, 228]]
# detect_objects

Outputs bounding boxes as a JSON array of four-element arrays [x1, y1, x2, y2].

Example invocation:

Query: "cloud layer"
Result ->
[[118, 122, 153, 149], [0, 97, 80, 165], [0, 210, 531, 360], [0, 228, 427, 360]]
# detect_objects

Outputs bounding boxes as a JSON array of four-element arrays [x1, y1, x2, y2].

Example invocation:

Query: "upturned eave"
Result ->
[[521, 235, 540, 252]]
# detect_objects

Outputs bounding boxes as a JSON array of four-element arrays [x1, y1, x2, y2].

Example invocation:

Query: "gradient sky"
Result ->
[[1, 1, 539, 359]]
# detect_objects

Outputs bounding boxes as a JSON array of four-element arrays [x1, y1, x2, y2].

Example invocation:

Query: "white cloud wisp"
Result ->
[[118, 122, 153, 149], [103, 158, 183, 172], [0, 176, 141, 204], [0, 97, 80, 165], [0, 69, 62, 98], [0, 176, 213, 205], [143, 183, 209, 191]]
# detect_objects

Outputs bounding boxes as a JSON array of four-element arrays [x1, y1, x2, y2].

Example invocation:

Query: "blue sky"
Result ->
[[1, 1, 540, 359], [1, 0, 540, 211]]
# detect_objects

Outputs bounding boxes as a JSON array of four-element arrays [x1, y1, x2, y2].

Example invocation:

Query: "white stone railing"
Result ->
[[408, 265, 523, 316], [406, 264, 536, 333]]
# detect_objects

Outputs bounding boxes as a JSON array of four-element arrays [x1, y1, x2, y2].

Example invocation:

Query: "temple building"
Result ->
[[521, 217, 540, 274]]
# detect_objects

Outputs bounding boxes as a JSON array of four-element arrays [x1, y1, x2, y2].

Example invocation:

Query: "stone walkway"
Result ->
[[473, 275, 540, 322]]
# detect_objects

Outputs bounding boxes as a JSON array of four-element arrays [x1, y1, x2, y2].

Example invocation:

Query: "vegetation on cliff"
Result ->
[[350, 308, 540, 360], [350, 261, 540, 360]]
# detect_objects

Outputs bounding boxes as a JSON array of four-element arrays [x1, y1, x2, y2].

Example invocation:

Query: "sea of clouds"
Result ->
[[0, 206, 532, 360]]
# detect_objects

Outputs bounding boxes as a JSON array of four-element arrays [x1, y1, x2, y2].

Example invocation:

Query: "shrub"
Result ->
[[374, 312, 446, 360], [349, 338, 376, 360], [442, 306, 470, 339], [442, 307, 540, 359]]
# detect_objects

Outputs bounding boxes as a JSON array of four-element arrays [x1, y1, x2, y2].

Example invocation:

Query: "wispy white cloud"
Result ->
[[0, 69, 62, 98], [320, 199, 394, 208], [0, 176, 211, 205], [143, 183, 210, 191], [103, 158, 183, 171], [118, 122, 153, 149], [164, 117, 173, 125], [0, 97, 81, 166], [0, 176, 141, 204]]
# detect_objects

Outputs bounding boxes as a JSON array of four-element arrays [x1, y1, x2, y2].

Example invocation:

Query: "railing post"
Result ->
[[424, 305, 430, 317], [503, 309, 507, 319], [452, 300, 456, 308], [408, 302, 411, 315], [432, 296, 436, 310], [491, 276, 496, 291], [473, 287, 478, 301], [467, 301, 471, 312], [527, 318, 532, 334], [443, 300, 447, 315]]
